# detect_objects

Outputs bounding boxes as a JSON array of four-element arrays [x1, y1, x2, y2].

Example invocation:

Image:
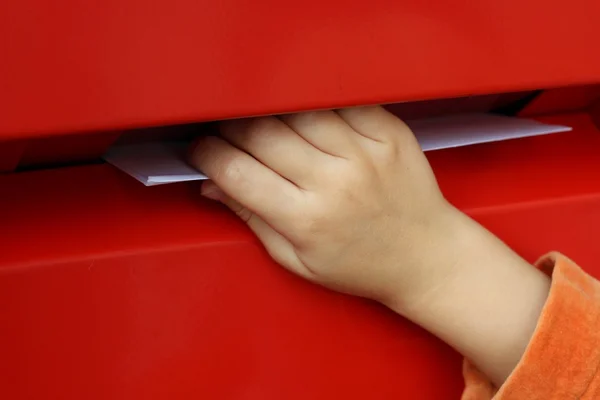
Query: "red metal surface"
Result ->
[[519, 85, 600, 117], [0, 140, 26, 172], [1, 1, 600, 139], [18, 132, 120, 168], [1, 112, 599, 399], [592, 100, 600, 128]]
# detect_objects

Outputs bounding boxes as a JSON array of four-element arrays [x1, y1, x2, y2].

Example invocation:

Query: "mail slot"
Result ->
[[1, 1, 600, 398]]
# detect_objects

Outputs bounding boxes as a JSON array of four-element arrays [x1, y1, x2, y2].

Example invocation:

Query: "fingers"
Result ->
[[190, 136, 302, 230], [337, 106, 416, 145], [201, 181, 315, 281], [279, 111, 359, 158], [219, 117, 330, 189]]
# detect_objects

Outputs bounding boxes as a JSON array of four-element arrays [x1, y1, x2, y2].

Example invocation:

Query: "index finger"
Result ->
[[189, 136, 303, 231]]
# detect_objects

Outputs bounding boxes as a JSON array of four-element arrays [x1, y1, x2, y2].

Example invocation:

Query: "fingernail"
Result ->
[[200, 182, 223, 202]]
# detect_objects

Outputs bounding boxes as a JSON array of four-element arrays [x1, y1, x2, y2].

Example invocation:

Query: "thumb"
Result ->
[[200, 181, 314, 281]]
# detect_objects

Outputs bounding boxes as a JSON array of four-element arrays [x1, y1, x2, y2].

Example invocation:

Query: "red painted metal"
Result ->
[[2, 1, 600, 396], [1, 113, 598, 399], [1, 1, 600, 139]]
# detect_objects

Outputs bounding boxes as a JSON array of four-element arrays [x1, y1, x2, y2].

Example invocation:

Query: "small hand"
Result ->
[[189, 106, 455, 307]]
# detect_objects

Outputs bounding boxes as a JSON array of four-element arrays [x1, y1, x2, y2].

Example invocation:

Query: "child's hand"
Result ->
[[190, 106, 551, 386], [190, 106, 458, 308]]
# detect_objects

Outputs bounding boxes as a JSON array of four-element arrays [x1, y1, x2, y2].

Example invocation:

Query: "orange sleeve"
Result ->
[[461, 253, 600, 400]]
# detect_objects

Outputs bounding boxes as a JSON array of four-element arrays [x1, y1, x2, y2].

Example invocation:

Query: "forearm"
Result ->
[[386, 207, 551, 387]]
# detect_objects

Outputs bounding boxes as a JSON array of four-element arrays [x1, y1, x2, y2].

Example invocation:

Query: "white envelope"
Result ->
[[104, 113, 571, 186]]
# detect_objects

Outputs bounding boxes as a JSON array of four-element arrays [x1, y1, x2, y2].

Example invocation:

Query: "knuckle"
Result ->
[[331, 168, 375, 206], [214, 152, 244, 184], [247, 116, 279, 136], [287, 110, 327, 128], [392, 120, 419, 146], [190, 137, 214, 164], [222, 117, 279, 145], [351, 105, 379, 117], [293, 208, 331, 243], [335, 161, 371, 188], [238, 117, 280, 148], [340, 105, 380, 123], [191, 136, 223, 174], [378, 141, 402, 162]]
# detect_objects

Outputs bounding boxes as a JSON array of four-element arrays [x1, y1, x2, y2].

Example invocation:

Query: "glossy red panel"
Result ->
[[1, 1, 599, 138], [1, 113, 599, 399]]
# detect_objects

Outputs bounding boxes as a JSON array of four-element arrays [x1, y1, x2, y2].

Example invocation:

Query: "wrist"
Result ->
[[381, 202, 477, 314], [383, 205, 551, 386]]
